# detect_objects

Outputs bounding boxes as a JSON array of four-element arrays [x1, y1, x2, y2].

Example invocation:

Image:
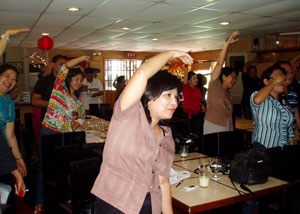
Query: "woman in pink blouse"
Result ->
[[92, 51, 193, 214]]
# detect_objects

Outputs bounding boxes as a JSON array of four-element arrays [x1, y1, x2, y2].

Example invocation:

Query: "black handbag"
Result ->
[[229, 148, 272, 185]]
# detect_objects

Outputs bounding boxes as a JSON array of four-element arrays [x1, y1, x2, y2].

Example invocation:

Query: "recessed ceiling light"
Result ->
[[206, 0, 214, 2], [42, 33, 49, 36], [67, 7, 80, 12], [121, 27, 130, 30], [152, 38, 158, 41], [220, 21, 230, 25]]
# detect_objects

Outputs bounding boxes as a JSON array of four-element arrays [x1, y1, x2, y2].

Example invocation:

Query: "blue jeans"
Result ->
[[35, 127, 62, 206]]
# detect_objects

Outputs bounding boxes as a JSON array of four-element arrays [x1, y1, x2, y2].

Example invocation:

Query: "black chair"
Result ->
[[100, 103, 110, 118], [281, 145, 300, 182], [265, 147, 283, 180], [70, 157, 102, 214], [103, 108, 113, 121], [63, 131, 86, 145], [202, 131, 246, 160], [41, 133, 63, 181], [277, 179, 300, 214], [89, 104, 100, 117]]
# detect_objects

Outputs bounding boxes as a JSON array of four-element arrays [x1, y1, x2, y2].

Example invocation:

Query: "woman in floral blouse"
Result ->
[[34, 55, 91, 214]]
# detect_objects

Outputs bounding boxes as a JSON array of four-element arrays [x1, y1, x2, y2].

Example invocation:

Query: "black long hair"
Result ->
[[141, 70, 182, 126], [65, 67, 84, 98], [262, 65, 287, 105]]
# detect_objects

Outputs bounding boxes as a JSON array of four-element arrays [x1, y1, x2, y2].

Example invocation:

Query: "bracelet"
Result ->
[[15, 157, 23, 160], [1, 34, 10, 41]]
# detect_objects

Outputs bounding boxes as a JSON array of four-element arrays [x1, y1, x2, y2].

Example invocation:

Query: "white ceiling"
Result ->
[[1, 0, 300, 52]]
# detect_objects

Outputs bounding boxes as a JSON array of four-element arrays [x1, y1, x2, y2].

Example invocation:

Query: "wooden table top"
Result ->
[[171, 154, 288, 213]]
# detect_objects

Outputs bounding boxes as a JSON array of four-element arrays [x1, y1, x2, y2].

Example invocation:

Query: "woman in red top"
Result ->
[[182, 69, 204, 136]]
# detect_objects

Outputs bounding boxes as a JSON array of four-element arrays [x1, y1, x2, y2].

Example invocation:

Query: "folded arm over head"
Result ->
[[0, 28, 30, 57], [211, 31, 240, 82], [253, 71, 285, 105], [120, 51, 193, 111], [66, 55, 92, 68]]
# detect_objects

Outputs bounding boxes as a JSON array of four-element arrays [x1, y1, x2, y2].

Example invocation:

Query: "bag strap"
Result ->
[[230, 178, 256, 206]]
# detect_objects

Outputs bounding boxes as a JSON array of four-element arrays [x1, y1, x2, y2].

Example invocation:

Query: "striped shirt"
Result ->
[[287, 86, 298, 129], [42, 64, 85, 133], [250, 91, 294, 148]]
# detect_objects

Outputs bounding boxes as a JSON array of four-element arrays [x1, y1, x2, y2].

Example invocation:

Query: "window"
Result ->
[[104, 59, 142, 90]]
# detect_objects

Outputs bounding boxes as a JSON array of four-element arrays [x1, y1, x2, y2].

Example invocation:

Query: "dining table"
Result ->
[[171, 153, 288, 214], [80, 115, 109, 144]]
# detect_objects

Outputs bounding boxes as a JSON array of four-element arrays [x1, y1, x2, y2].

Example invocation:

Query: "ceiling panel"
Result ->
[[28, 27, 65, 38], [0, 0, 51, 12], [71, 17, 118, 30], [102, 19, 152, 32], [274, 10, 300, 21], [0, 11, 40, 26], [88, 30, 125, 39], [161, 26, 213, 36], [164, 0, 223, 7], [35, 14, 81, 28], [161, 8, 229, 25], [243, 0, 300, 17], [88, 0, 155, 19], [194, 13, 260, 28], [45, 0, 107, 15], [134, 23, 183, 34], [1, 0, 300, 51], [111, 32, 149, 40], [58, 28, 96, 38], [204, 0, 284, 12], [129, 3, 193, 22]]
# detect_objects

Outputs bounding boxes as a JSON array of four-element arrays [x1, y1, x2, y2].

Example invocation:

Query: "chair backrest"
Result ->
[[265, 146, 283, 179], [100, 103, 110, 118], [63, 131, 86, 145], [202, 131, 246, 159], [282, 145, 300, 182], [41, 133, 63, 180], [279, 179, 300, 214], [70, 157, 102, 214], [89, 104, 100, 117]]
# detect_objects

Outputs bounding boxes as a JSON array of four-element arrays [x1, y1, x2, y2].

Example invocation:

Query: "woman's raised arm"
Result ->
[[66, 55, 92, 68], [120, 51, 193, 111], [0, 28, 30, 57], [211, 31, 240, 82]]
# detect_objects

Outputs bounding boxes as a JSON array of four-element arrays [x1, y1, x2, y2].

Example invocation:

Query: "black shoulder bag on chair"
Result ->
[[229, 148, 272, 203]]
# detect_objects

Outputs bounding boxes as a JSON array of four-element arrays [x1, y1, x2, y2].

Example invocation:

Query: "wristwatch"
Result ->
[[1, 34, 10, 41]]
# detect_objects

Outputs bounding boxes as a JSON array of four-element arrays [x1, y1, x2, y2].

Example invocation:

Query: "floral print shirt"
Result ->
[[42, 64, 85, 133]]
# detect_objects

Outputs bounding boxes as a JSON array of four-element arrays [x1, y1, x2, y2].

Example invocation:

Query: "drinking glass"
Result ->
[[180, 145, 189, 158], [210, 157, 222, 181]]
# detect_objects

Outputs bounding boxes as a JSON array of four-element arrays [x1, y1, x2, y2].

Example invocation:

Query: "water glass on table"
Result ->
[[180, 145, 189, 158]]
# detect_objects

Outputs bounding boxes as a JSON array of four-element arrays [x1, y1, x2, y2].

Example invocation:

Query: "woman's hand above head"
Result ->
[[170, 51, 194, 65], [228, 31, 240, 44], [66, 55, 93, 68], [271, 70, 286, 85], [4, 28, 30, 37], [120, 51, 193, 111]]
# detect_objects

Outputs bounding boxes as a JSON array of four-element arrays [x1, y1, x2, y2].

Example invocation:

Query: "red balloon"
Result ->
[[38, 35, 54, 51]]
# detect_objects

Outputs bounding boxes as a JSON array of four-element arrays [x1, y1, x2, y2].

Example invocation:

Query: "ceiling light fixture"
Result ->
[[121, 27, 130, 30], [152, 38, 158, 41], [67, 7, 80, 12], [41, 33, 49, 36], [219, 21, 230, 25]]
